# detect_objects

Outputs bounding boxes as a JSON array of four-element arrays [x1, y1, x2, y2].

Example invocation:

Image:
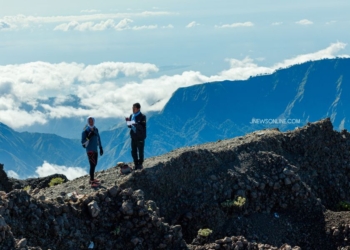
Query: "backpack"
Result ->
[[116, 162, 132, 175]]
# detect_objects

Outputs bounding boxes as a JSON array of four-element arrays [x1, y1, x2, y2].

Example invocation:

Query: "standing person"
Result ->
[[81, 116, 104, 187], [126, 103, 146, 170]]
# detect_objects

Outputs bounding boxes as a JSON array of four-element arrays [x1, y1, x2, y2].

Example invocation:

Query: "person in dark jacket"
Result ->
[[81, 116, 103, 187], [126, 103, 146, 170]]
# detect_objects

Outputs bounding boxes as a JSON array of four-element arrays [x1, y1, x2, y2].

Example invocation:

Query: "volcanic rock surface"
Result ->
[[1, 118, 350, 249]]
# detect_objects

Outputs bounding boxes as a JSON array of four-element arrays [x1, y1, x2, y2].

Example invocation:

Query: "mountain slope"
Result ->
[[147, 58, 350, 156], [0, 123, 82, 176]]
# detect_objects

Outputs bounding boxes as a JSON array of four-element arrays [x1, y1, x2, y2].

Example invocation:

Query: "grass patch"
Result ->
[[23, 185, 31, 191], [49, 177, 65, 187], [198, 228, 212, 237]]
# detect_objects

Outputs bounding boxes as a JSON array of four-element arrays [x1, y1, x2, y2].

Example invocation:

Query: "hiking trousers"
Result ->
[[131, 139, 145, 165], [87, 151, 98, 181]]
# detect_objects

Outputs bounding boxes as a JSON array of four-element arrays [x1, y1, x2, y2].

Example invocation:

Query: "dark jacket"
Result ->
[[81, 127, 102, 152], [129, 112, 146, 140]]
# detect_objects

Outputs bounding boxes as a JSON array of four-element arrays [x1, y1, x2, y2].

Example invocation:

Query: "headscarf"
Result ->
[[86, 116, 95, 131]]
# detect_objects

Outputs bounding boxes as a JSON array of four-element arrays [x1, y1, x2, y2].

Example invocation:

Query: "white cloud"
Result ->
[[114, 18, 133, 30], [7, 170, 19, 179], [77, 62, 159, 82], [326, 20, 337, 25], [219, 42, 349, 80], [54, 18, 157, 31], [80, 9, 101, 13], [1, 11, 174, 30], [215, 22, 254, 28], [132, 24, 157, 30], [272, 22, 283, 26], [0, 42, 348, 129], [53, 95, 75, 105], [0, 61, 158, 127], [162, 24, 174, 29], [35, 161, 87, 180], [273, 42, 349, 69], [186, 21, 200, 28], [216, 57, 273, 80], [296, 19, 313, 25]]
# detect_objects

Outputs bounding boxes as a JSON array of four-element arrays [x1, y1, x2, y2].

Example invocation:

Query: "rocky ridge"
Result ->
[[1, 118, 350, 249]]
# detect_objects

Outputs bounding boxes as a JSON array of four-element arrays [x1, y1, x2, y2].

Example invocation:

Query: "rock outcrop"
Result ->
[[2, 118, 350, 249], [0, 164, 68, 193], [0, 164, 13, 193]]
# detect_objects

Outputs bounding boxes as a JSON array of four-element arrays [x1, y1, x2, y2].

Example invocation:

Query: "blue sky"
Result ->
[[1, 0, 349, 69], [0, 0, 350, 129]]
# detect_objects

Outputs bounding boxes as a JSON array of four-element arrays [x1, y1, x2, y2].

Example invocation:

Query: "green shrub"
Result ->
[[23, 185, 31, 191], [221, 196, 246, 208], [337, 201, 350, 211], [49, 177, 65, 187], [233, 196, 246, 207], [198, 228, 212, 237]]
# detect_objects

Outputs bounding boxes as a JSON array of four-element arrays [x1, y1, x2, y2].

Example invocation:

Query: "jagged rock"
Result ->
[[9, 173, 68, 192], [121, 200, 133, 215], [0, 215, 7, 231], [16, 238, 27, 248], [0, 164, 12, 193], [87, 201, 100, 218], [108, 186, 119, 197]]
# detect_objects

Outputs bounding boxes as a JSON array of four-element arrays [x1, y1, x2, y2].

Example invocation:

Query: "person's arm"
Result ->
[[127, 115, 132, 128], [81, 130, 88, 148], [97, 129, 103, 156], [142, 115, 146, 139]]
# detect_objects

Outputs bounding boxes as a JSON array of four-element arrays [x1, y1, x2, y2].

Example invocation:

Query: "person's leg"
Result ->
[[87, 152, 97, 181], [137, 140, 145, 168], [131, 139, 138, 167], [93, 152, 98, 181]]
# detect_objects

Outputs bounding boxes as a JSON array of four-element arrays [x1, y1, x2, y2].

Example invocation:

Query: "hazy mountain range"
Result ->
[[1, 58, 349, 178]]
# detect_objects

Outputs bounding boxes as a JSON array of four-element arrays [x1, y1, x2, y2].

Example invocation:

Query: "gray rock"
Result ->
[[284, 177, 292, 185], [210, 175, 218, 181], [274, 182, 281, 190], [87, 201, 100, 218], [291, 183, 300, 192], [223, 236, 232, 243], [108, 186, 119, 197], [131, 237, 141, 245], [132, 189, 144, 200], [32, 188, 40, 194], [121, 201, 134, 215], [0, 216, 7, 231], [283, 168, 294, 176], [236, 190, 245, 197], [17, 238, 27, 248]]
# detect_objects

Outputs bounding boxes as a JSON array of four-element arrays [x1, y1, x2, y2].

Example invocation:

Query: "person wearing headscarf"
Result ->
[[81, 116, 103, 187]]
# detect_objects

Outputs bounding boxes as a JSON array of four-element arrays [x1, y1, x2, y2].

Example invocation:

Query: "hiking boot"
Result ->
[[91, 182, 100, 188], [135, 164, 143, 170], [89, 179, 100, 184]]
